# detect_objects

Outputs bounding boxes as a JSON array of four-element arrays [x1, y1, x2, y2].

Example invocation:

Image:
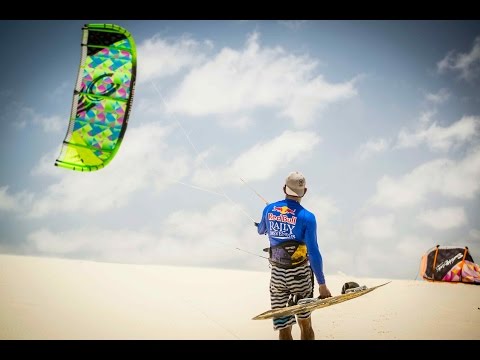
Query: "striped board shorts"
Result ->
[[270, 262, 314, 331]]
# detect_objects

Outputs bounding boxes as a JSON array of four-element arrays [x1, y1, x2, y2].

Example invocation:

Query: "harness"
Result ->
[[265, 240, 308, 268]]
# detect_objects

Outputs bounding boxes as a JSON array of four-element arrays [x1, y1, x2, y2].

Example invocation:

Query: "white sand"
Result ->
[[1, 254, 479, 340]]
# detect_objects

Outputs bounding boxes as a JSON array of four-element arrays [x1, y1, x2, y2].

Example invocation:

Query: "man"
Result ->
[[256, 171, 331, 340]]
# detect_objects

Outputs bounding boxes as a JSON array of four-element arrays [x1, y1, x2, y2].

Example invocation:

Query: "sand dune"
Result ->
[[1, 254, 479, 340]]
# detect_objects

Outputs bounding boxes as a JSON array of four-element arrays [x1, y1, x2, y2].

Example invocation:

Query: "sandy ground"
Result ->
[[1, 254, 479, 340]]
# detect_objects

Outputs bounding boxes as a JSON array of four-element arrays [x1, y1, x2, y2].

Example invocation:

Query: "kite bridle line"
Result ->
[[239, 177, 269, 205], [150, 80, 268, 261]]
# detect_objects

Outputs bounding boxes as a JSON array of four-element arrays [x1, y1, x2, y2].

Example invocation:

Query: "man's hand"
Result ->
[[318, 284, 332, 299]]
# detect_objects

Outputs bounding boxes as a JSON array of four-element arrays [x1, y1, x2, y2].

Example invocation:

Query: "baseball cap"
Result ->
[[285, 171, 306, 197]]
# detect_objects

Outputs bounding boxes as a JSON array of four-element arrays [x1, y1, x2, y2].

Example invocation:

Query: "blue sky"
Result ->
[[1, 20, 479, 280]]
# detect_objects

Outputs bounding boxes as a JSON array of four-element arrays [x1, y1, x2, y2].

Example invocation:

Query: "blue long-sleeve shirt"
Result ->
[[257, 198, 325, 285]]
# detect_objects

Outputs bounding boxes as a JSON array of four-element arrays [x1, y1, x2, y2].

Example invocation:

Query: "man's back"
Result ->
[[257, 198, 315, 247]]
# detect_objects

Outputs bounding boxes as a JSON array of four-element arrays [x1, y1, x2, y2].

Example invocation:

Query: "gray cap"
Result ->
[[285, 171, 306, 197]]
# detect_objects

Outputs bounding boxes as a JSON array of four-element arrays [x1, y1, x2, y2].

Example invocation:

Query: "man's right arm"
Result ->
[[257, 207, 267, 235]]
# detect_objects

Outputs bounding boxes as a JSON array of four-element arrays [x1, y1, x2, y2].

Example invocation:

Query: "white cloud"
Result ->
[[203, 39, 214, 49], [324, 249, 355, 276], [396, 115, 480, 152], [2, 100, 64, 132], [191, 130, 321, 189], [353, 244, 397, 277], [31, 149, 65, 177], [470, 229, 480, 240], [137, 35, 207, 83], [26, 202, 262, 268], [0, 186, 18, 211], [0, 186, 33, 213], [167, 32, 357, 127], [278, 20, 308, 30], [13, 119, 27, 129], [33, 115, 64, 133], [27, 122, 190, 217], [27, 227, 161, 262], [302, 194, 339, 224], [370, 146, 480, 208], [160, 200, 263, 268], [134, 95, 167, 117], [8, 104, 34, 129], [356, 214, 395, 239], [356, 138, 390, 160], [354, 111, 479, 160], [418, 110, 436, 126], [417, 206, 467, 230], [396, 235, 434, 258], [218, 115, 253, 130], [425, 88, 450, 104], [162, 202, 246, 240], [0, 186, 21, 212], [437, 36, 480, 82], [395, 236, 437, 279], [47, 82, 70, 102]]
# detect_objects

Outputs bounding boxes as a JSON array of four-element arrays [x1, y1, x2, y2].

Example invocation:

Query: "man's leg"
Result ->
[[279, 326, 293, 340], [287, 264, 315, 340], [298, 317, 315, 340], [271, 265, 296, 339]]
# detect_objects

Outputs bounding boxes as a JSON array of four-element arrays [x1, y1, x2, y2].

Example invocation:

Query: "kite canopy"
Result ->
[[55, 24, 136, 171], [419, 245, 480, 284]]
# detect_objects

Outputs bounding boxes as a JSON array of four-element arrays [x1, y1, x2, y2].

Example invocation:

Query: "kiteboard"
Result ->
[[252, 281, 391, 320]]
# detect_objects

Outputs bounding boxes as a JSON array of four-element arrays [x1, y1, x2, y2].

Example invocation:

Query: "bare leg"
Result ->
[[298, 317, 315, 340], [279, 326, 293, 340]]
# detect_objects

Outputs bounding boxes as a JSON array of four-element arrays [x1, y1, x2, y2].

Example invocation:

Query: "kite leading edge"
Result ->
[[55, 23, 137, 171]]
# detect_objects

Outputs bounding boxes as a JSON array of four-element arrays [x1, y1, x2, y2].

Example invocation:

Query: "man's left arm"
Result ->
[[305, 214, 326, 285], [305, 215, 332, 298]]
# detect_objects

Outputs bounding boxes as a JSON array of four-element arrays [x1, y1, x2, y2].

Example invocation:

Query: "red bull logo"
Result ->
[[272, 206, 296, 215], [269, 206, 297, 225]]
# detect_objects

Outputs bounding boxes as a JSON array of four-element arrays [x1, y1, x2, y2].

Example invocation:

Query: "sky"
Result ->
[[0, 20, 479, 281]]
